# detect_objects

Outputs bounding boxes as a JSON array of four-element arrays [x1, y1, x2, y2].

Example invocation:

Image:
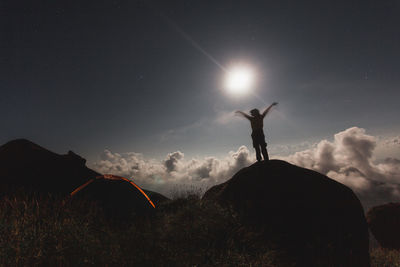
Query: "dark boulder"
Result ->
[[203, 160, 370, 267], [0, 139, 98, 195], [367, 202, 400, 250]]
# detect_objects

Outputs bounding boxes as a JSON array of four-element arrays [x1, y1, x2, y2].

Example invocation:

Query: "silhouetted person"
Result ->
[[236, 102, 278, 162]]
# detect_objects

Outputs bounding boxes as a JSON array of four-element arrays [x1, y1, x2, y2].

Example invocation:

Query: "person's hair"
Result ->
[[250, 108, 260, 116]]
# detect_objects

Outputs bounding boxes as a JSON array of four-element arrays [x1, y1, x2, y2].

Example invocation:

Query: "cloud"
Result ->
[[282, 127, 400, 209], [164, 151, 184, 172], [92, 127, 400, 209], [382, 136, 400, 146], [92, 145, 253, 197]]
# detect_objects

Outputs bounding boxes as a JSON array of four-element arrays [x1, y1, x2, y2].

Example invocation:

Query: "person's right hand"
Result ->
[[272, 102, 278, 106]]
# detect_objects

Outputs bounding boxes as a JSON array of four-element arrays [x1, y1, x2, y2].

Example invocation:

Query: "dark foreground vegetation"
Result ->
[[0, 193, 281, 266], [0, 193, 399, 267]]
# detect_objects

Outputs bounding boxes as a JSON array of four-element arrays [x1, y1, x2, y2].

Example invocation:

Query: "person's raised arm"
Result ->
[[262, 102, 278, 117], [235, 110, 252, 120]]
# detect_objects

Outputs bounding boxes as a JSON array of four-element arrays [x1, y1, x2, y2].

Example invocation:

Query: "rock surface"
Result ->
[[203, 160, 370, 267], [367, 202, 400, 250]]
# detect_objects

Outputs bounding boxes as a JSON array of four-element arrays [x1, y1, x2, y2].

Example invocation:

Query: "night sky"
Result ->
[[2, 0, 399, 173]]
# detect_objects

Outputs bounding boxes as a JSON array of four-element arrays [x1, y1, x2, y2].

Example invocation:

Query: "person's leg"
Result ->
[[255, 146, 262, 162], [261, 145, 269, 161]]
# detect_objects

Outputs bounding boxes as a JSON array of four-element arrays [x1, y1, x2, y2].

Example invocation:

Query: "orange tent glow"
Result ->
[[70, 174, 155, 208]]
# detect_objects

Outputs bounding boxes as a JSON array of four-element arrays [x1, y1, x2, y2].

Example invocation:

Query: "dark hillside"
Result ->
[[0, 139, 97, 194], [0, 139, 168, 216]]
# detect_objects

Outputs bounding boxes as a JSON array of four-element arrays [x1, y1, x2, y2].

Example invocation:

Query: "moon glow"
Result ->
[[225, 66, 255, 96]]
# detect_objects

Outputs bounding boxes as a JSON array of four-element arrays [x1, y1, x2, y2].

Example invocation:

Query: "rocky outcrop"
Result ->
[[203, 160, 370, 267]]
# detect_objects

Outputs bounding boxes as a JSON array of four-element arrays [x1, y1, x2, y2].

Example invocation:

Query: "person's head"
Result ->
[[250, 108, 260, 116]]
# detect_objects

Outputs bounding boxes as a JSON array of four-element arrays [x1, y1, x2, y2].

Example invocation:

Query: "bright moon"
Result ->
[[225, 66, 254, 96]]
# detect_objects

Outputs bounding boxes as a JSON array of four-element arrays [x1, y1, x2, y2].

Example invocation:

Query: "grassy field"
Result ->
[[0, 193, 398, 266]]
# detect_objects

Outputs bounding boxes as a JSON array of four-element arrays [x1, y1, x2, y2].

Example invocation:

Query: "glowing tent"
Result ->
[[70, 174, 159, 219]]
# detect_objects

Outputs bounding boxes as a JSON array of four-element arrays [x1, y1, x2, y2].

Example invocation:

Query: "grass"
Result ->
[[0, 193, 399, 266], [0, 193, 285, 266], [371, 248, 400, 267]]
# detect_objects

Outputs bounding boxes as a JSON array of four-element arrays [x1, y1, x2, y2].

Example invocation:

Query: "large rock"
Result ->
[[367, 202, 400, 250], [0, 139, 98, 195], [203, 160, 370, 267]]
